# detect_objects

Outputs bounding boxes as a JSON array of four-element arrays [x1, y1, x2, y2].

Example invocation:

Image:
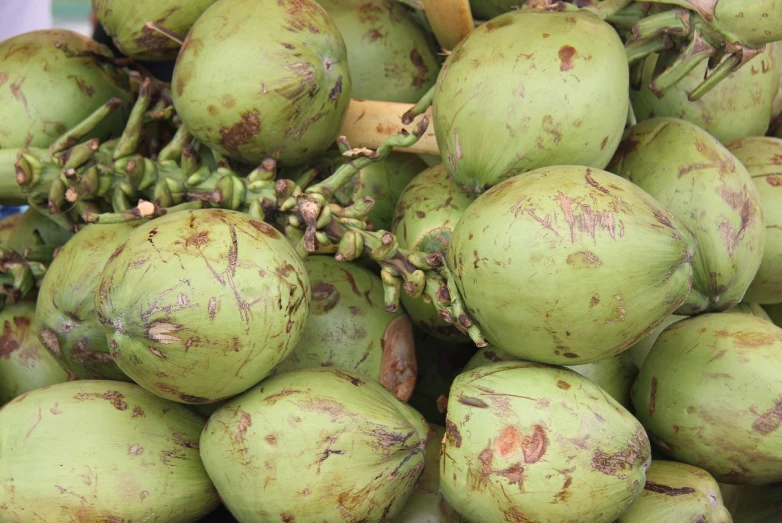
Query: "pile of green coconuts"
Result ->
[[1, 0, 782, 521]]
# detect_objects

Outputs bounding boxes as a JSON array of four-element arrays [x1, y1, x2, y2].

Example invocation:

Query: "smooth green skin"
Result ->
[[95, 209, 311, 404], [200, 367, 429, 522], [447, 165, 696, 364], [616, 461, 731, 523], [396, 425, 463, 523], [442, 362, 651, 523], [270, 256, 415, 399], [463, 346, 639, 409], [609, 117, 765, 315], [720, 482, 782, 522], [432, 9, 629, 193], [407, 329, 476, 426], [0, 300, 70, 406], [0, 380, 218, 522], [632, 44, 780, 144], [172, 0, 351, 167], [727, 136, 782, 304], [36, 222, 138, 381], [316, 0, 440, 103], [0, 29, 132, 149], [335, 151, 426, 232], [392, 164, 477, 343], [631, 313, 782, 485], [92, 0, 217, 61]]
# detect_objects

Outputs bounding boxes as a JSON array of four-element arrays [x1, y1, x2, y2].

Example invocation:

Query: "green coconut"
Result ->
[[727, 136, 782, 304], [95, 209, 310, 404], [92, 0, 218, 61], [447, 165, 695, 365], [609, 117, 765, 315], [407, 328, 476, 425], [631, 313, 782, 485], [36, 221, 140, 381], [631, 44, 780, 144], [442, 361, 651, 522], [200, 367, 429, 522], [432, 9, 629, 192], [271, 255, 417, 401], [463, 346, 638, 409], [396, 424, 463, 522], [0, 380, 219, 521], [392, 164, 477, 342], [316, 0, 440, 103], [0, 300, 70, 406], [172, 0, 351, 167], [334, 152, 427, 232], [616, 461, 731, 522], [0, 29, 132, 149]]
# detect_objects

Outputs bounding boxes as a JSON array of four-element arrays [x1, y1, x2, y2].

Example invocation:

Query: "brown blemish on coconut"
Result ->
[[566, 251, 603, 268], [328, 75, 343, 103], [128, 444, 144, 456], [558, 45, 576, 71], [521, 425, 548, 463], [0, 316, 31, 358], [496, 426, 522, 457], [649, 377, 658, 416], [484, 18, 513, 31], [74, 390, 128, 411], [249, 219, 280, 238], [219, 109, 261, 155], [752, 396, 782, 435], [644, 482, 696, 496], [445, 418, 462, 447], [557, 380, 571, 390], [147, 321, 182, 345], [410, 49, 428, 88]]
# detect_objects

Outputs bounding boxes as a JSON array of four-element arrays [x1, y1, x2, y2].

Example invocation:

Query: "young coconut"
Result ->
[[270, 255, 417, 401], [92, 0, 218, 61], [631, 44, 780, 144], [0, 380, 219, 521], [632, 313, 782, 485], [727, 136, 782, 304], [0, 300, 71, 406], [432, 9, 629, 192], [441, 361, 651, 522], [615, 461, 731, 522], [0, 29, 132, 149], [608, 118, 765, 315], [316, 0, 440, 103], [36, 221, 141, 381], [391, 164, 477, 343], [446, 165, 695, 365], [95, 209, 311, 404], [463, 346, 639, 409], [199, 367, 429, 522], [171, 0, 352, 167]]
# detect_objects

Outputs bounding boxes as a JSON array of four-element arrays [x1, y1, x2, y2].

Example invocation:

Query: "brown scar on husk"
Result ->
[[558, 45, 576, 71], [74, 390, 128, 411], [379, 315, 417, 402], [219, 109, 261, 155], [644, 482, 696, 496], [649, 377, 657, 416], [751, 396, 782, 435], [445, 418, 462, 447], [521, 425, 548, 463]]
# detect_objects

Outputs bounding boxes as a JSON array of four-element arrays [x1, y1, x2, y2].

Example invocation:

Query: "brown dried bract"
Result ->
[[380, 315, 417, 401]]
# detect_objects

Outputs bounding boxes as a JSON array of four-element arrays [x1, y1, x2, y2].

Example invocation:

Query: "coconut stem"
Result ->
[[648, 30, 713, 97], [49, 98, 123, 155], [113, 78, 154, 160], [585, 0, 634, 20], [402, 86, 435, 125]]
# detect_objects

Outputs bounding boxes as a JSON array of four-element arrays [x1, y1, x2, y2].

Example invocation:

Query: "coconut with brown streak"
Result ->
[[171, 0, 351, 167], [0, 300, 70, 406], [446, 165, 695, 365], [609, 117, 766, 315], [441, 361, 651, 522], [94, 209, 310, 403], [37, 221, 141, 381], [631, 313, 782, 485], [271, 255, 416, 401], [432, 9, 629, 192], [200, 367, 429, 522], [0, 380, 218, 521], [615, 461, 731, 522], [727, 136, 782, 304]]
